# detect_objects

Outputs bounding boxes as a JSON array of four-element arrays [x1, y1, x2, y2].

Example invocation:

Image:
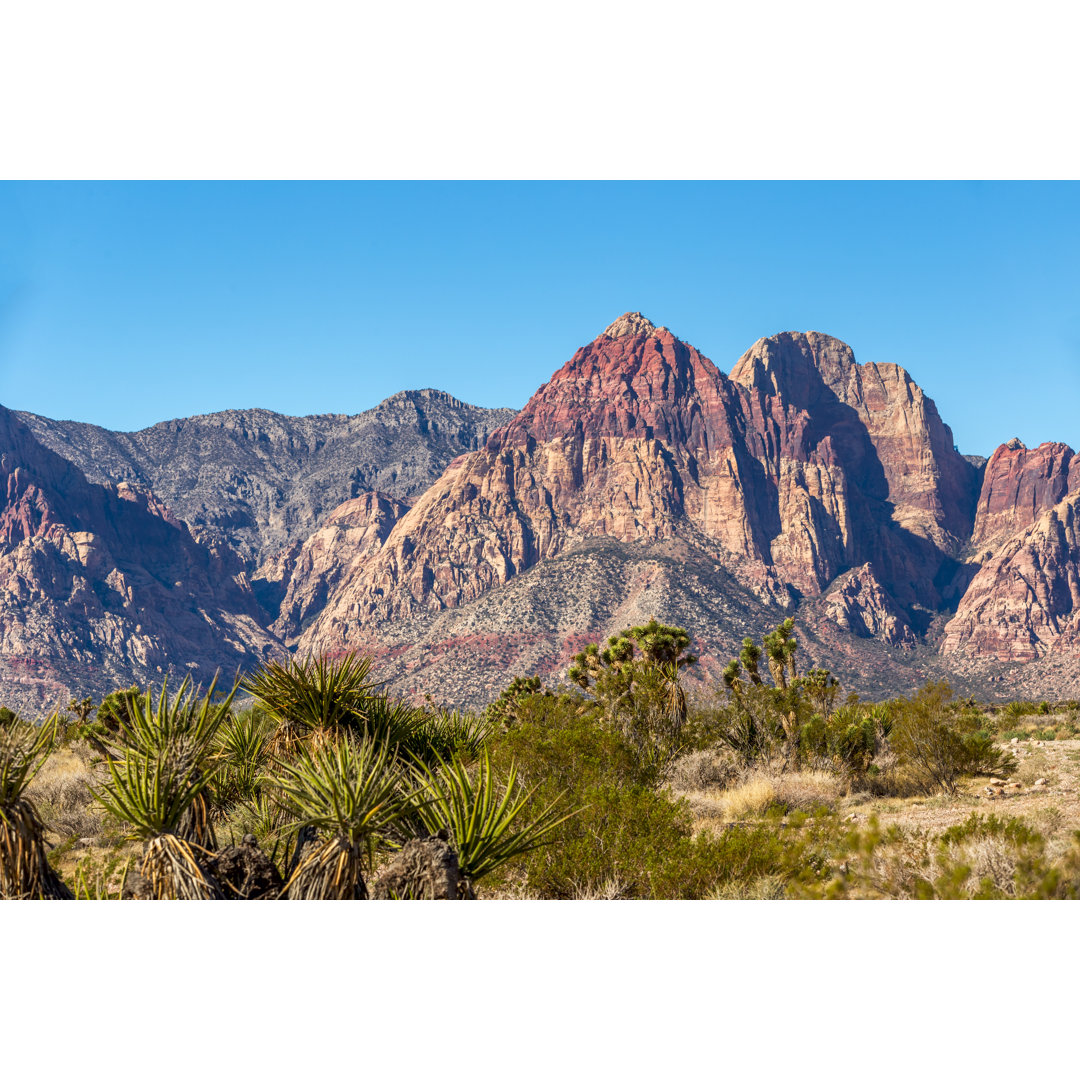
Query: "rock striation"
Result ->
[[0, 406, 278, 715]]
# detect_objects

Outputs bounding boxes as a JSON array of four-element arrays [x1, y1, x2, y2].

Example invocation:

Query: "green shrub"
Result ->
[[889, 682, 1017, 794]]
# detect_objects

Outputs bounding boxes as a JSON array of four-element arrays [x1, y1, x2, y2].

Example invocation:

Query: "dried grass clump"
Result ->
[[717, 777, 777, 819], [709, 874, 787, 899], [27, 749, 102, 839], [665, 750, 738, 793], [772, 770, 843, 812]]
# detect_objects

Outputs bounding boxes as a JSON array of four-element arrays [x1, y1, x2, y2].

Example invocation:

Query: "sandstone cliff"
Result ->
[[0, 406, 279, 715], [942, 489, 1080, 662]]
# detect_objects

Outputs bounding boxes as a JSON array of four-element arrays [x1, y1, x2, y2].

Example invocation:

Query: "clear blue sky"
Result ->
[[0, 182, 1077, 456]]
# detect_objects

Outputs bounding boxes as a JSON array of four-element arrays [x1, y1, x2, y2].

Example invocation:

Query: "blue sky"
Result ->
[[0, 182, 1076, 456]]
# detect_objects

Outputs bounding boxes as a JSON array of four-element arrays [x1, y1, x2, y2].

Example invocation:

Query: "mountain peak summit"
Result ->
[[601, 312, 662, 339]]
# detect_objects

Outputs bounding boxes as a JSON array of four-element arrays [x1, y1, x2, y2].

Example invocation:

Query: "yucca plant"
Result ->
[[243, 653, 382, 753], [210, 709, 273, 808], [406, 751, 576, 897], [93, 678, 234, 899], [269, 736, 408, 899], [106, 675, 237, 849], [0, 714, 72, 899], [413, 710, 496, 765]]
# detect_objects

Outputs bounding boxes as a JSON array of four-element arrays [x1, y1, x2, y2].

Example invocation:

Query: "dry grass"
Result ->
[[772, 769, 843, 812], [665, 750, 738, 793], [715, 777, 776, 819], [25, 747, 104, 840]]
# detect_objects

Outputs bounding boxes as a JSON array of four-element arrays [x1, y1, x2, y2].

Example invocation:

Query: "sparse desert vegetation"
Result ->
[[4, 618, 1080, 900]]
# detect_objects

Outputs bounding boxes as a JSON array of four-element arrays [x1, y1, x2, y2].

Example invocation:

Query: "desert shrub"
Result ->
[[800, 703, 889, 777], [483, 692, 830, 898], [26, 746, 103, 839], [814, 813, 1080, 899], [888, 681, 1017, 794], [664, 749, 738, 793]]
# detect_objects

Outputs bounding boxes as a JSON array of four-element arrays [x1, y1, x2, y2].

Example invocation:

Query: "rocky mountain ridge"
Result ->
[[3, 314, 1078, 712], [19, 390, 516, 572]]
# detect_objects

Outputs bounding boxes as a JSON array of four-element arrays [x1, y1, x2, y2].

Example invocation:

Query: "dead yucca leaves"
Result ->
[[93, 677, 236, 899], [270, 737, 408, 899], [0, 714, 72, 899]]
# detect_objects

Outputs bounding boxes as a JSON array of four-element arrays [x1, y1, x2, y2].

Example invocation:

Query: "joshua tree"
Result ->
[[0, 715, 72, 899], [763, 617, 798, 691], [569, 620, 697, 754]]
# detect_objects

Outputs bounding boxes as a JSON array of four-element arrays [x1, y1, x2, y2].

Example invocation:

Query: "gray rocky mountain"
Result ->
[[18, 390, 516, 575]]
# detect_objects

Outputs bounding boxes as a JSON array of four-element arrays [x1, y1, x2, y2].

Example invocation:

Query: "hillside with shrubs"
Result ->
[[5, 617, 1080, 901]]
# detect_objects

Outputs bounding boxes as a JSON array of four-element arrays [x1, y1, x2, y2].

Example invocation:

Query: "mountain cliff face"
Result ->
[[0, 406, 278, 715], [280, 316, 1004, 696], [943, 490, 1080, 662], [4, 313, 1078, 712], [19, 390, 516, 569]]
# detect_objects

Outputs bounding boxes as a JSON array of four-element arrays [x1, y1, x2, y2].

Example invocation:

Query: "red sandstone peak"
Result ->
[[970, 439, 1076, 551], [491, 314, 735, 453]]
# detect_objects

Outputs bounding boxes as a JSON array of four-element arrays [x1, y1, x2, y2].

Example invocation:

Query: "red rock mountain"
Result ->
[[4, 314, 1078, 711], [282, 315, 993, 684], [0, 406, 278, 714]]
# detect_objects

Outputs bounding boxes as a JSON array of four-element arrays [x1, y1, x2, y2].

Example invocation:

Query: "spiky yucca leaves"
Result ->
[[270, 737, 409, 899], [93, 679, 235, 899], [407, 752, 576, 897], [0, 715, 72, 899], [104, 675, 237, 849], [410, 710, 496, 766], [242, 653, 380, 753], [210, 709, 273, 808]]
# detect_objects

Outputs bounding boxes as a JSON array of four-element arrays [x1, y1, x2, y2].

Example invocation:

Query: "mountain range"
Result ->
[[3, 314, 1078, 714]]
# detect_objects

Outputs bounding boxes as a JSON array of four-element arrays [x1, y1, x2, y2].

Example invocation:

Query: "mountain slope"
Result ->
[[18, 390, 516, 569], [0, 406, 278, 715]]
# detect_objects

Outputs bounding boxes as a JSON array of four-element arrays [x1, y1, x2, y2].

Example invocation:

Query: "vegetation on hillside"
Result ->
[[4, 617, 1080, 900]]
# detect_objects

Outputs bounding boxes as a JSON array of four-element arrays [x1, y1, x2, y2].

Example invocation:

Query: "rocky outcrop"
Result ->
[[821, 563, 916, 647], [969, 439, 1077, 554], [730, 331, 981, 603], [288, 317, 983, 654], [19, 390, 515, 570], [0, 406, 279, 715], [941, 490, 1080, 662], [273, 491, 410, 640]]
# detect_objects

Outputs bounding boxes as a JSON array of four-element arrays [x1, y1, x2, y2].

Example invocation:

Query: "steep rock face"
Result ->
[[19, 390, 515, 569], [273, 491, 410, 640], [969, 439, 1077, 553], [942, 490, 1080, 661], [0, 407, 279, 713], [730, 331, 980, 603], [820, 563, 916, 647]]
